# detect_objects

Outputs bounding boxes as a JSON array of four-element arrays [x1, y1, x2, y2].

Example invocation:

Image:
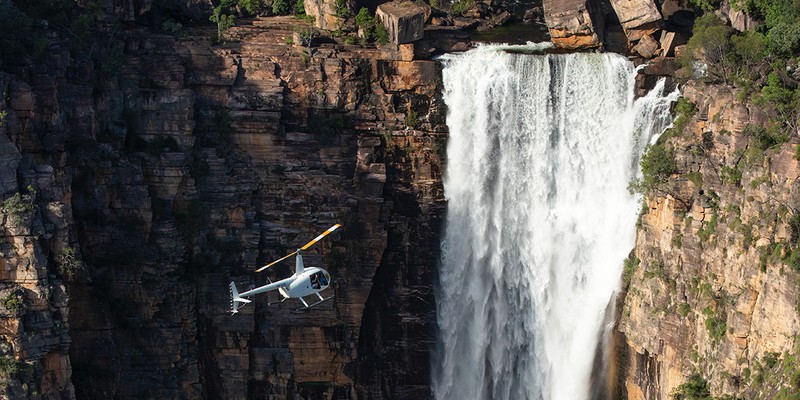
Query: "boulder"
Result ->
[[608, 0, 663, 41], [659, 30, 687, 57], [633, 33, 660, 58], [376, 1, 430, 44], [542, 0, 604, 49], [720, 0, 759, 32]]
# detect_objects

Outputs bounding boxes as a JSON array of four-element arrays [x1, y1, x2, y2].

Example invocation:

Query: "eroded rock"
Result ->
[[542, 0, 605, 49]]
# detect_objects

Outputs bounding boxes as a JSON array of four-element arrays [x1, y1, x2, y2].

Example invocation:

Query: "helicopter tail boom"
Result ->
[[229, 282, 251, 314]]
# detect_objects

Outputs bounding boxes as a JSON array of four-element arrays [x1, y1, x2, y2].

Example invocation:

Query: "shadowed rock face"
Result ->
[[0, 11, 445, 400]]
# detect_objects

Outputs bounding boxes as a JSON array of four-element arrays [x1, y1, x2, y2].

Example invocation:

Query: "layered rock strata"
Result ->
[[0, 12, 445, 400], [616, 80, 800, 398]]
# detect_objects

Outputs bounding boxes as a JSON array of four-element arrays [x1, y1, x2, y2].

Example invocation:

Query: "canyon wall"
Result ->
[[616, 80, 800, 398], [0, 7, 445, 399]]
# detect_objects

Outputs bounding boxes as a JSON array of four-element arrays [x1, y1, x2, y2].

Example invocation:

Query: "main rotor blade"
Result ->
[[256, 251, 296, 272], [300, 224, 341, 251]]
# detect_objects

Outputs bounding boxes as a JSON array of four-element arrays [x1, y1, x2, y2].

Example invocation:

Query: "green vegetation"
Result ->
[[450, 0, 475, 15], [721, 165, 742, 186], [2, 293, 23, 314], [682, 3, 800, 136], [404, 107, 419, 129], [210, 2, 236, 41], [272, 0, 290, 15], [622, 254, 640, 288], [630, 143, 677, 195], [697, 209, 719, 243], [57, 247, 82, 281], [2, 185, 37, 227], [643, 258, 668, 281], [745, 342, 800, 398], [335, 0, 349, 19], [743, 123, 788, 152], [0, 355, 19, 378], [703, 305, 727, 342], [671, 373, 712, 399], [354, 8, 389, 46]]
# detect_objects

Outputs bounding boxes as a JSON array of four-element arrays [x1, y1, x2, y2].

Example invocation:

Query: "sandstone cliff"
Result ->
[[616, 79, 800, 398], [0, 4, 446, 398]]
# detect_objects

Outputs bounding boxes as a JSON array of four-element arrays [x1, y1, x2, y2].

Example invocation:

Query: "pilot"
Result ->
[[311, 273, 320, 289]]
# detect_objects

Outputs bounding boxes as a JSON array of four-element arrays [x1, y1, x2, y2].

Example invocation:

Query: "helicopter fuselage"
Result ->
[[278, 267, 331, 299]]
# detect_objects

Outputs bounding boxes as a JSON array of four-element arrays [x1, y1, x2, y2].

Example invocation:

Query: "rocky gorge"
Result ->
[[0, 0, 798, 399]]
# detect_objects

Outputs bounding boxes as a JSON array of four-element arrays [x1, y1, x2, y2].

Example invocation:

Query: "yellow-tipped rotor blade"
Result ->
[[300, 224, 341, 251], [256, 251, 296, 272]]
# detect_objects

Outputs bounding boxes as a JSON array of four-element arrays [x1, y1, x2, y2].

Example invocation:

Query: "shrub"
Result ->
[[238, 0, 267, 15], [0, 356, 19, 378], [0, 2, 48, 67], [354, 8, 389, 46], [682, 13, 733, 82], [789, 213, 800, 245], [721, 165, 742, 186], [743, 123, 787, 151], [210, 1, 236, 40], [404, 108, 418, 128], [450, 0, 474, 15], [733, 30, 767, 63], [703, 306, 727, 341], [294, 0, 306, 15], [57, 247, 82, 281], [335, 0, 349, 18], [355, 7, 374, 29], [374, 23, 389, 46], [767, 19, 800, 55], [631, 143, 677, 194], [161, 19, 183, 35], [622, 254, 640, 287], [2, 185, 37, 226], [688, 0, 721, 12], [272, 0, 290, 15], [671, 373, 712, 399], [2, 293, 23, 314]]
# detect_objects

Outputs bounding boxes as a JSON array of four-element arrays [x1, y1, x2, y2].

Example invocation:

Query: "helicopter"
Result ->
[[229, 224, 340, 314]]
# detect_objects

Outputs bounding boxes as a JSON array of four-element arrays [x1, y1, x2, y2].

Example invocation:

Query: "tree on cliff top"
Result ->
[[683, 13, 734, 83]]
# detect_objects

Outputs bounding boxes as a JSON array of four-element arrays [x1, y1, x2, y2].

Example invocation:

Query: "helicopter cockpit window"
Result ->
[[311, 273, 321, 289], [318, 272, 329, 287]]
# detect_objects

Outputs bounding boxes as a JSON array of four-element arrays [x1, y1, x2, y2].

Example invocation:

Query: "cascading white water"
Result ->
[[433, 44, 678, 400]]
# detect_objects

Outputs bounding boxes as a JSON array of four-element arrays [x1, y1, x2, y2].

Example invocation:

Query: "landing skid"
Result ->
[[294, 293, 334, 311], [268, 297, 288, 306]]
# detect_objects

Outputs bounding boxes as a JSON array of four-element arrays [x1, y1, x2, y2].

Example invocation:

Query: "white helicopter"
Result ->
[[229, 224, 340, 314]]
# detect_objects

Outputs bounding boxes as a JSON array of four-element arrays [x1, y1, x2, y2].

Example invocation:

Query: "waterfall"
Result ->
[[433, 44, 678, 400]]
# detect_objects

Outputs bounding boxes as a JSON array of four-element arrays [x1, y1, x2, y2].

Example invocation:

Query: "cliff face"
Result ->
[[617, 80, 800, 398], [0, 8, 445, 399]]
